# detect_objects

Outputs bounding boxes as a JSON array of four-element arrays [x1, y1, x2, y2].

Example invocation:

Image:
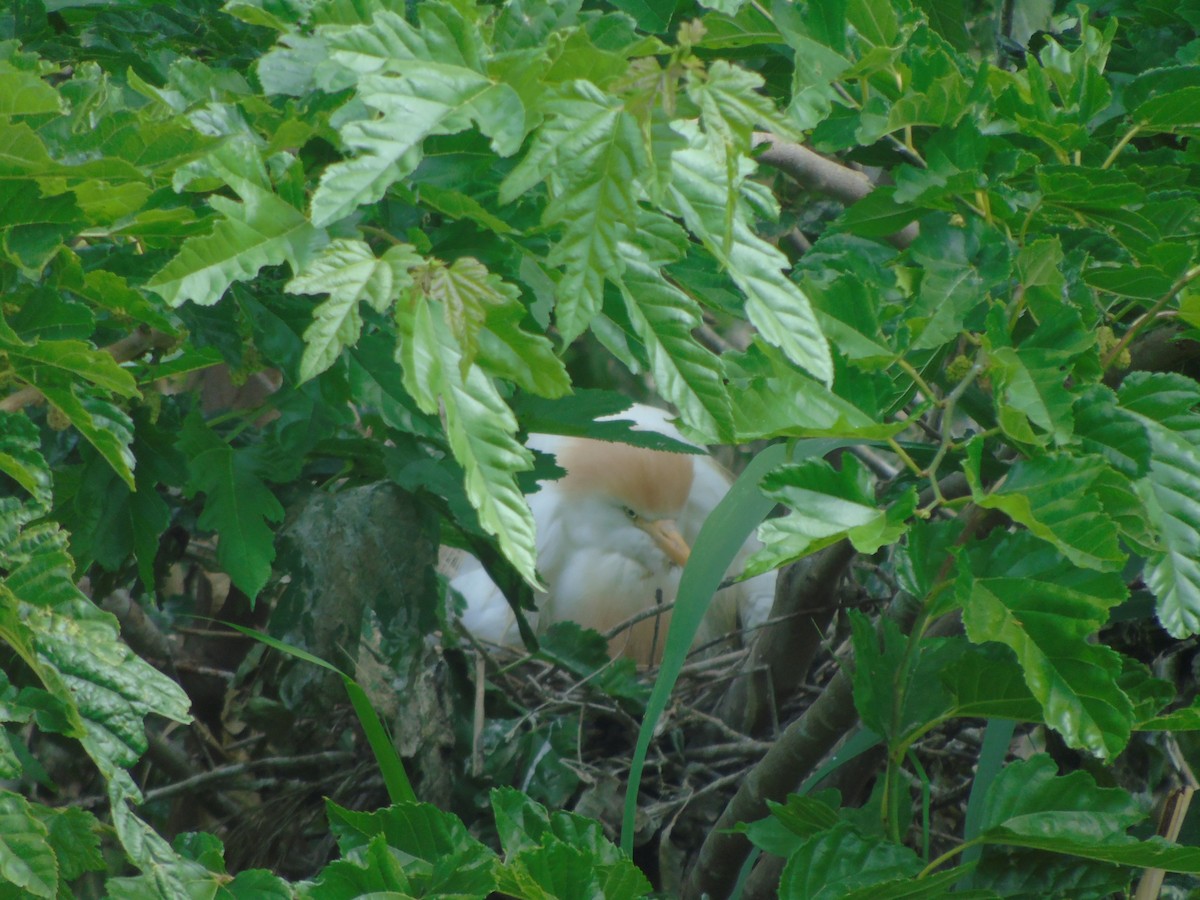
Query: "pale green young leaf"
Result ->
[[666, 126, 831, 384], [178, 414, 285, 600], [957, 533, 1131, 758], [964, 443, 1124, 572], [425, 257, 520, 371], [0, 792, 57, 899], [0, 69, 63, 117], [686, 60, 793, 150], [615, 246, 731, 441], [502, 83, 645, 343], [146, 186, 324, 308], [474, 305, 572, 399], [1118, 372, 1200, 637], [311, 68, 524, 227], [286, 239, 421, 381], [395, 298, 540, 586]]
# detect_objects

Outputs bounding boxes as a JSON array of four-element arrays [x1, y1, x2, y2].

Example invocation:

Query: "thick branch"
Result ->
[[752, 132, 919, 249], [715, 542, 854, 735]]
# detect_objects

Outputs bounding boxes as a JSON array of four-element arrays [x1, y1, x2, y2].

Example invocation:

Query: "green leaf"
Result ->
[[312, 67, 524, 227], [286, 239, 421, 381], [748, 455, 913, 574], [36, 806, 103, 883], [666, 125, 832, 384], [615, 245, 732, 441], [227, 625, 415, 805], [957, 532, 1132, 758], [1073, 385, 1152, 479], [0, 69, 62, 117], [0, 792, 57, 898], [498, 839, 651, 900], [178, 413, 285, 599], [976, 755, 1200, 872], [501, 82, 644, 343], [0, 322, 139, 400], [988, 307, 1094, 445], [38, 386, 136, 490], [1118, 373, 1200, 637], [147, 153, 324, 307], [395, 296, 540, 587], [0, 412, 51, 506], [964, 443, 1124, 571], [687, 59, 793, 151], [779, 823, 923, 899], [326, 800, 498, 897]]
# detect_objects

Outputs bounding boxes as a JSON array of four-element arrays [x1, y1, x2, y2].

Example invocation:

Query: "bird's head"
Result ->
[[555, 437, 695, 572]]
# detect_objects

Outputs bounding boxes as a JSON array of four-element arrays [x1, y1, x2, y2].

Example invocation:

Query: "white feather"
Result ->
[[452, 404, 776, 661]]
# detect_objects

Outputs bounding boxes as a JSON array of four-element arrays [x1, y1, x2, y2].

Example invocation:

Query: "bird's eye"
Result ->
[[622, 506, 638, 520]]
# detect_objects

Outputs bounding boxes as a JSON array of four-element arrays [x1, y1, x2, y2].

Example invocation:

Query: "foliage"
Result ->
[[1, 0, 1200, 896]]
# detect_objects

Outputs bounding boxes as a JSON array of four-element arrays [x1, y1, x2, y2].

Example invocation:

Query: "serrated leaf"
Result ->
[[395, 297, 540, 587], [957, 532, 1131, 758], [287, 239, 421, 381], [1118, 373, 1200, 637], [312, 68, 524, 227], [326, 800, 498, 896], [178, 414, 285, 599], [748, 455, 911, 574], [501, 82, 644, 342], [687, 59, 792, 150], [474, 303, 571, 399], [1073, 385, 1151, 478], [0, 323, 139, 400], [779, 823, 923, 899], [666, 125, 831, 383], [38, 386, 136, 490], [0, 412, 51, 506], [147, 180, 323, 307], [615, 245, 731, 441], [964, 444, 1124, 571], [0, 792, 56, 898], [425, 257, 520, 372], [976, 755, 1200, 872]]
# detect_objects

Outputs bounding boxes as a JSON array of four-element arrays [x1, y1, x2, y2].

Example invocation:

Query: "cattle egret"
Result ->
[[453, 404, 776, 665]]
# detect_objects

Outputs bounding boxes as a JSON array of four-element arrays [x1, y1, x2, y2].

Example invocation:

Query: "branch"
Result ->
[[714, 542, 855, 735], [752, 132, 919, 249], [0, 326, 176, 413]]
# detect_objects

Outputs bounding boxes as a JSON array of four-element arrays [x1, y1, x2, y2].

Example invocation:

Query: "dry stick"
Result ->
[[751, 132, 919, 249]]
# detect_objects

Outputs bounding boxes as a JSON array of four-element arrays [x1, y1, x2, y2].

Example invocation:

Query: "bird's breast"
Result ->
[[541, 550, 681, 665]]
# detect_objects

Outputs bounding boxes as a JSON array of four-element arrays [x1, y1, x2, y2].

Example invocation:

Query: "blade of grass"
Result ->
[[225, 623, 417, 805], [621, 439, 844, 853], [958, 718, 1014, 887]]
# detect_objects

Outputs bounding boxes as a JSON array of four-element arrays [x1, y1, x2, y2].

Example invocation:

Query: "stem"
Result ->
[[922, 359, 985, 515], [1102, 123, 1142, 170], [1102, 265, 1200, 370], [918, 838, 980, 878]]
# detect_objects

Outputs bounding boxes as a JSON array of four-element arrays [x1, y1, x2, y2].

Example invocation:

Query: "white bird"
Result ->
[[453, 404, 776, 665]]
